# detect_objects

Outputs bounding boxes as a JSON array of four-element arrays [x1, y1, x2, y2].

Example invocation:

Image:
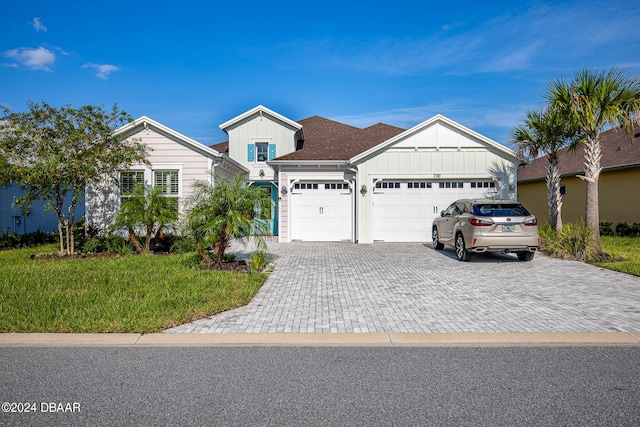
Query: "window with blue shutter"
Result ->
[[268, 144, 276, 161], [247, 144, 255, 162]]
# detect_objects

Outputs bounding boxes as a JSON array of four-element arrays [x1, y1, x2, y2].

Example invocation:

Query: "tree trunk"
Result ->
[[583, 134, 602, 256], [145, 221, 154, 254], [197, 246, 215, 268], [212, 229, 230, 269], [58, 221, 65, 255], [545, 159, 563, 232], [127, 227, 144, 254]]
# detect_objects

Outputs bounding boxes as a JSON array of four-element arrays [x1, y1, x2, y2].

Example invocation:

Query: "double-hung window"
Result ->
[[256, 143, 269, 162], [154, 170, 179, 211], [120, 170, 145, 197]]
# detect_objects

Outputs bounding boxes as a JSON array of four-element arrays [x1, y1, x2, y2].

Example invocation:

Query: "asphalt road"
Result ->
[[1, 346, 639, 426]]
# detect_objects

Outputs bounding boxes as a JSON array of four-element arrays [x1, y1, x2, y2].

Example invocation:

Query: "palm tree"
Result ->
[[110, 184, 178, 254], [547, 67, 640, 254], [511, 106, 579, 231], [184, 175, 272, 269]]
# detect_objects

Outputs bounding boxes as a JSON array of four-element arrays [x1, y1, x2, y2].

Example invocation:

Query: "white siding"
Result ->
[[354, 121, 517, 243], [86, 125, 221, 232], [226, 113, 299, 181]]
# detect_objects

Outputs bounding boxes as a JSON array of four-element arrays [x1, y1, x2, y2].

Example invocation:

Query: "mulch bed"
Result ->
[[29, 251, 252, 272]]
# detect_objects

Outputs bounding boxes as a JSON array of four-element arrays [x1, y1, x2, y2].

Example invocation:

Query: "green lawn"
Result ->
[[598, 236, 640, 277], [0, 244, 268, 333]]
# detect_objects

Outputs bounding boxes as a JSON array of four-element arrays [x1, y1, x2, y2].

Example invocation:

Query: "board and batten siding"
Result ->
[[226, 113, 299, 181], [353, 122, 516, 244], [277, 171, 290, 242]]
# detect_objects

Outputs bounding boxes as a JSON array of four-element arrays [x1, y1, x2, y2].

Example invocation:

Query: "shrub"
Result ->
[[82, 238, 106, 254], [246, 250, 270, 273], [104, 235, 133, 256], [539, 221, 599, 261], [600, 221, 614, 236], [224, 253, 237, 262], [615, 222, 640, 238], [86, 221, 103, 238], [0, 229, 57, 248]]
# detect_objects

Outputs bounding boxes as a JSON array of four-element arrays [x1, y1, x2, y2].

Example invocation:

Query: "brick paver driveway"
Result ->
[[166, 242, 640, 333]]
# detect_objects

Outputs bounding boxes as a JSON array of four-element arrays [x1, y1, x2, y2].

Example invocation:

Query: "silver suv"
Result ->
[[432, 199, 540, 261]]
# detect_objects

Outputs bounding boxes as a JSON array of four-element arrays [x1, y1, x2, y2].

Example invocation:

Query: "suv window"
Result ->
[[473, 203, 531, 217], [443, 204, 457, 217]]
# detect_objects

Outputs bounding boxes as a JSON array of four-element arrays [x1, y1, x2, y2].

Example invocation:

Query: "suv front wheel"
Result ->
[[455, 233, 472, 262]]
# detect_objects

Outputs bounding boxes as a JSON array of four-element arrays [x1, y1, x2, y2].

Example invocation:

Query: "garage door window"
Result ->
[[375, 182, 400, 189], [439, 182, 463, 189], [294, 183, 318, 190], [470, 181, 496, 188], [324, 183, 349, 190], [407, 182, 432, 189]]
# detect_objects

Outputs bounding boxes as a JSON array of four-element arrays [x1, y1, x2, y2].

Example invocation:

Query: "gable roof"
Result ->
[[350, 114, 518, 163], [272, 116, 405, 161], [115, 116, 247, 173], [210, 140, 229, 154], [219, 105, 303, 133], [517, 124, 640, 182]]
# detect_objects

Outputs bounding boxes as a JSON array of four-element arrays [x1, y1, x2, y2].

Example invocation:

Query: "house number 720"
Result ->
[[433, 174, 441, 179]]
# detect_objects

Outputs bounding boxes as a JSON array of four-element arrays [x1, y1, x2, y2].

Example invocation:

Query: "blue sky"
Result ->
[[2, 1, 639, 148]]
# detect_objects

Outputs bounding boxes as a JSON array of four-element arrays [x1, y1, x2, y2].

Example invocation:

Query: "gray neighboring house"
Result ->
[[0, 185, 82, 235]]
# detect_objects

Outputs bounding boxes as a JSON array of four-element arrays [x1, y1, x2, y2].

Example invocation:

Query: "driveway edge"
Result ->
[[1, 332, 639, 347]]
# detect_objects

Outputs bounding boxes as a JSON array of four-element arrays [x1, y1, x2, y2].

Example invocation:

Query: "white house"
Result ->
[[85, 116, 247, 230], [87, 106, 520, 243], [215, 105, 520, 243]]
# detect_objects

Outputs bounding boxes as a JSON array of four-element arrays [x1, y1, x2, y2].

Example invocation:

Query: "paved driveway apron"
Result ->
[[165, 242, 640, 333]]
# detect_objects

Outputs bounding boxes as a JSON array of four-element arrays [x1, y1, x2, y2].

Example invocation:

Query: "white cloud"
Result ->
[[3, 47, 55, 71], [82, 63, 120, 79], [30, 17, 47, 32]]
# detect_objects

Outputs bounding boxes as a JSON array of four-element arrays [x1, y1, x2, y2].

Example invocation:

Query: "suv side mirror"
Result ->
[[440, 210, 445, 217]]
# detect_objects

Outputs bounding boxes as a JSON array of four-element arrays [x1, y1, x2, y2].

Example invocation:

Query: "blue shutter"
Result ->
[[268, 144, 276, 160], [247, 144, 255, 162]]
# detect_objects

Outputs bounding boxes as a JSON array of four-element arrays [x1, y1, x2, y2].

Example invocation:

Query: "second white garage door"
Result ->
[[290, 182, 352, 241], [372, 180, 496, 242]]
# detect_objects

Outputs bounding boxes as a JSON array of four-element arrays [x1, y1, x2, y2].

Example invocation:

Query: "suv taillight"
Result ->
[[469, 218, 492, 226], [524, 218, 538, 226]]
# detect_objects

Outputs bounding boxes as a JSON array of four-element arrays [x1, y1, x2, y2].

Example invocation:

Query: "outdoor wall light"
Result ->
[[281, 185, 288, 195], [360, 185, 367, 195], [259, 169, 265, 177]]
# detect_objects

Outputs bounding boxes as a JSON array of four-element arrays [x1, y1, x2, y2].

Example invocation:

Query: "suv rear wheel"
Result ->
[[455, 233, 472, 262], [517, 251, 535, 261]]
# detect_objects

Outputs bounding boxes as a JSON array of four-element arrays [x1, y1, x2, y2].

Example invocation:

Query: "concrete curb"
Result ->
[[1, 332, 640, 347]]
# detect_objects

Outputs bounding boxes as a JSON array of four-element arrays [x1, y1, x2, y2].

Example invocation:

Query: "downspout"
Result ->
[[347, 163, 359, 243], [211, 157, 225, 186]]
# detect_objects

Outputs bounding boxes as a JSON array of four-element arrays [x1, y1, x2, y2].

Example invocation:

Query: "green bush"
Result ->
[[0, 229, 57, 248], [539, 221, 598, 261], [615, 222, 640, 238], [82, 237, 106, 254], [224, 253, 237, 262], [600, 221, 614, 236], [246, 250, 270, 273]]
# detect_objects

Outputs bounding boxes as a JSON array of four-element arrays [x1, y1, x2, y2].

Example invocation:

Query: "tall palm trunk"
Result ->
[[545, 157, 563, 231], [581, 133, 602, 254]]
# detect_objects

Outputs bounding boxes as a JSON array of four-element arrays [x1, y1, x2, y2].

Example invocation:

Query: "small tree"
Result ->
[[0, 101, 148, 255], [109, 184, 178, 254], [511, 106, 579, 231], [183, 175, 272, 269], [547, 67, 640, 255]]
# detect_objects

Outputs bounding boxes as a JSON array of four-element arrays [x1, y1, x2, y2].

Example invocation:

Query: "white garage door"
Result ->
[[372, 180, 496, 242], [290, 182, 352, 241]]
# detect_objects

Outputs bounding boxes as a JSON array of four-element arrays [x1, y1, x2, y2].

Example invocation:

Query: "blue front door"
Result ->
[[254, 183, 278, 235]]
